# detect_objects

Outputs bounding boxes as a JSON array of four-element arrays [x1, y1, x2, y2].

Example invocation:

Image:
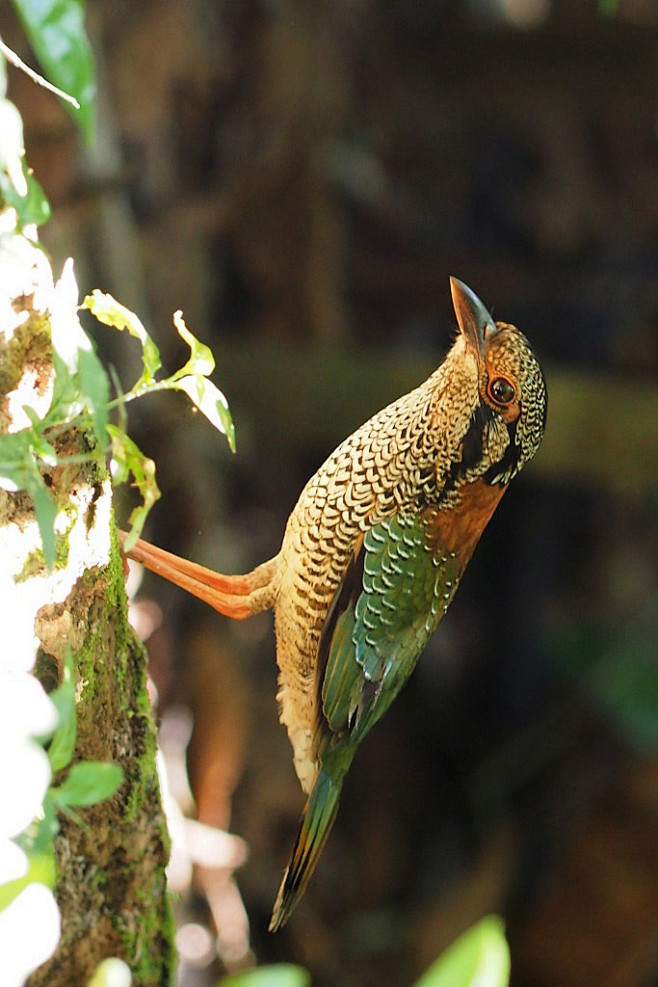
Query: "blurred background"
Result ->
[[4, 0, 658, 984]]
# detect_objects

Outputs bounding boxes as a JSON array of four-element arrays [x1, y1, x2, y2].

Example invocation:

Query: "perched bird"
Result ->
[[124, 278, 547, 930]]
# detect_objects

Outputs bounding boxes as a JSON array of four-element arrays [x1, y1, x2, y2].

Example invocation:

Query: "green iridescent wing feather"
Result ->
[[318, 512, 462, 752]]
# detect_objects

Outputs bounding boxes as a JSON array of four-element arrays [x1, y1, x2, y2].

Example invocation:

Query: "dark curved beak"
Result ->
[[450, 277, 497, 358]]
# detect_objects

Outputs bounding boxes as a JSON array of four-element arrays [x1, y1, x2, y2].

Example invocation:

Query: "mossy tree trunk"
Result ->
[[1, 233, 175, 985]]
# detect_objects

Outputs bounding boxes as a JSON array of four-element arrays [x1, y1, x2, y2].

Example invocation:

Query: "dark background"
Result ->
[[5, 1, 658, 984]]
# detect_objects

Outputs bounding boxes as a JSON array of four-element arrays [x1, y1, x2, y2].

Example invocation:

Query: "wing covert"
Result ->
[[316, 512, 462, 754]]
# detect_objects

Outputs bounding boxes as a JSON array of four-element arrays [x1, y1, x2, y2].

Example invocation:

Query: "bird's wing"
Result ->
[[315, 512, 461, 756]]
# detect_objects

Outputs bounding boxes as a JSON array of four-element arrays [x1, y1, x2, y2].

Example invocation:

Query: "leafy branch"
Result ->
[[83, 292, 235, 551], [0, 260, 235, 565]]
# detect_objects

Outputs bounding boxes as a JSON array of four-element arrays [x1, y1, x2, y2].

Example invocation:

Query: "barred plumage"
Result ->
[[124, 277, 547, 930]]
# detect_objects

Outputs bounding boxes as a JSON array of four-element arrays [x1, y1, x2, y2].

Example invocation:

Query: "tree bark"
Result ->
[[1, 232, 175, 986]]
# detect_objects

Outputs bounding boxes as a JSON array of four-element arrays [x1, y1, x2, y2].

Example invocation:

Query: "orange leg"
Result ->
[[119, 532, 278, 619]]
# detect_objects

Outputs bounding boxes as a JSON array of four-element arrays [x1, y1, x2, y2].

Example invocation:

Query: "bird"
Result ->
[[123, 277, 547, 931]]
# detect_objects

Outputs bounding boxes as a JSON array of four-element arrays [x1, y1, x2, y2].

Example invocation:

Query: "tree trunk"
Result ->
[[1, 232, 175, 986]]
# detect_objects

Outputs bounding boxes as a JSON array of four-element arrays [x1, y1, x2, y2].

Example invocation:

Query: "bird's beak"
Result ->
[[450, 277, 497, 359]]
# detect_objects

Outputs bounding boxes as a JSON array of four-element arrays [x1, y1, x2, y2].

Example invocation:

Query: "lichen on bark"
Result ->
[[1, 230, 175, 986]]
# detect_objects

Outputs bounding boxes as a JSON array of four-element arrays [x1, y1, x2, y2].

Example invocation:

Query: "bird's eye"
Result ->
[[488, 376, 516, 405]]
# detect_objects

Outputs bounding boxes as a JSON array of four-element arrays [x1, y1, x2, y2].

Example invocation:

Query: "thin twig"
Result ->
[[0, 37, 80, 109]]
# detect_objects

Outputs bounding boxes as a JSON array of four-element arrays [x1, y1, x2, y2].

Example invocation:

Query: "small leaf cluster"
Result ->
[[83, 293, 235, 553]]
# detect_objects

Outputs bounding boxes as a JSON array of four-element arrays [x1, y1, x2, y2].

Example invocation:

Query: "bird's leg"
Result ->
[[119, 532, 278, 619]]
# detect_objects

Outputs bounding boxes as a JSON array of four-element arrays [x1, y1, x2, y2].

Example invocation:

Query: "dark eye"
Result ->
[[488, 376, 516, 405]]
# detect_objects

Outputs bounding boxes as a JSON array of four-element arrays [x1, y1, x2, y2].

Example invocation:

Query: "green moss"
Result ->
[[36, 514, 176, 986], [108, 524, 175, 982], [104, 525, 167, 834], [17, 526, 72, 580], [117, 875, 177, 986], [0, 320, 51, 407]]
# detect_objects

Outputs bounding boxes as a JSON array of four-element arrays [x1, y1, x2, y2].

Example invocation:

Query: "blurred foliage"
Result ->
[[219, 964, 310, 987], [9, 0, 96, 141], [414, 917, 510, 987], [553, 609, 658, 748], [217, 917, 510, 987]]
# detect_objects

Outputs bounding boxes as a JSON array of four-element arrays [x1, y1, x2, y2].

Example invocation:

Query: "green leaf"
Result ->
[[29, 430, 58, 468], [107, 425, 160, 548], [47, 649, 77, 772], [173, 375, 235, 452], [78, 346, 109, 445], [0, 849, 56, 912], [82, 290, 162, 387], [25, 168, 50, 224], [0, 161, 51, 227], [11, 0, 97, 143], [52, 761, 123, 808], [48, 717, 77, 775], [172, 310, 215, 377], [0, 430, 33, 489], [16, 797, 59, 858], [0, 431, 57, 565], [414, 916, 510, 987], [23, 462, 57, 567], [51, 259, 89, 374], [219, 965, 311, 987], [168, 312, 235, 448], [49, 260, 110, 445], [49, 349, 83, 422]]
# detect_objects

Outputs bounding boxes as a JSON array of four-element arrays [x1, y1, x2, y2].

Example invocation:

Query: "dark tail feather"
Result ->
[[120, 532, 278, 618], [269, 753, 352, 932]]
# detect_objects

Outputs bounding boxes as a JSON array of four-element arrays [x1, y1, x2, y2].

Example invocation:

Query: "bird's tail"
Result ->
[[120, 533, 278, 619], [269, 746, 354, 931]]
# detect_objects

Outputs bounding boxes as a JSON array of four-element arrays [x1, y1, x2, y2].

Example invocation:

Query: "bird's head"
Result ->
[[449, 277, 547, 485]]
